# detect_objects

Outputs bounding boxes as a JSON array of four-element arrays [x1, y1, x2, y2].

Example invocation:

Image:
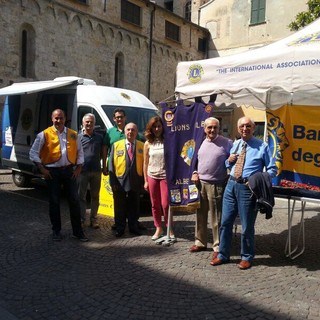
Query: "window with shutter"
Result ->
[[121, 0, 142, 27], [250, 0, 266, 25], [165, 21, 180, 42]]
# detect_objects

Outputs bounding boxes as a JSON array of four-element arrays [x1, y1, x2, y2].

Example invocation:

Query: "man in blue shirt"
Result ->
[[210, 117, 277, 270], [78, 113, 106, 229]]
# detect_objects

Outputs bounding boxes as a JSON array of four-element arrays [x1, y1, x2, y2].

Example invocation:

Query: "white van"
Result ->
[[0, 76, 158, 186]]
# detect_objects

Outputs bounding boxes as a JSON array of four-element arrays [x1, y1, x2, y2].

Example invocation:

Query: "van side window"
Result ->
[[78, 106, 106, 137]]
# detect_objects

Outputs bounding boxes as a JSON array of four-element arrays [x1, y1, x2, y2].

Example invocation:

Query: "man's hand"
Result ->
[[228, 153, 238, 164], [40, 167, 52, 180], [191, 172, 200, 184], [73, 165, 82, 179], [36, 163, 52, 180], [102, 167, 108, 176], [111, 185, 119, 192]]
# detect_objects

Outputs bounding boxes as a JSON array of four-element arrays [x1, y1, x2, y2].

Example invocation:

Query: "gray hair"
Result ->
[[82, 113, 96, 123], [237, 116, 255, 127], [204, 117, 220, 128]]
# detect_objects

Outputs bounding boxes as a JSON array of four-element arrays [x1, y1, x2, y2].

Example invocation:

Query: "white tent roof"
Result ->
[[175, 18, 320, 110]]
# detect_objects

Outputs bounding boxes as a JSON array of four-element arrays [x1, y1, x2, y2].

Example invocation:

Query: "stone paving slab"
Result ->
[[0, 169, 320, 319]]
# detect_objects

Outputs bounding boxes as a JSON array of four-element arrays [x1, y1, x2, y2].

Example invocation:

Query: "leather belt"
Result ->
[[47, 165, 73, 170], [229, 176, 248, 184]]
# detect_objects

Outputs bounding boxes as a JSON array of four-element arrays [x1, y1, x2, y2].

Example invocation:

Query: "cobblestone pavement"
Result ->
[[0, 169, 320, 320]]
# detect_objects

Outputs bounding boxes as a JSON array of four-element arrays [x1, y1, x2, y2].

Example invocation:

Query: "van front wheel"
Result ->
[[12, 172, 32, 187]]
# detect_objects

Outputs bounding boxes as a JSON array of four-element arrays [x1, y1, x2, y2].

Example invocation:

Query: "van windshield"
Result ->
[[102, 105, 159, 138]]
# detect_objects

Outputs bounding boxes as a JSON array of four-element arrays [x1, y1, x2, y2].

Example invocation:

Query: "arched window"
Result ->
[[184, 1, 191, 21], [114, 52, 124, 88], [21, 25, 35, 78]]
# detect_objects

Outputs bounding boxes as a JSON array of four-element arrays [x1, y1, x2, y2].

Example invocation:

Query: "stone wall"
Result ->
[[0, 0, 209, 104]]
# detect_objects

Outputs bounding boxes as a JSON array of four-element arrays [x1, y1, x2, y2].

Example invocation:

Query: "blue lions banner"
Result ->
[[160, 100, 213, 210], [267, 105, 320, 194]]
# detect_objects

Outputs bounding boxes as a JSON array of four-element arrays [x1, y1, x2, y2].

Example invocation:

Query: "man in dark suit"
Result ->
[[108, 122, 145, 237]]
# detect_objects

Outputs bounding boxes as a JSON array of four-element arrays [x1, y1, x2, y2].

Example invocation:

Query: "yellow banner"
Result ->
[[267, 105, 320, 186], [98, 174, 114, 217]]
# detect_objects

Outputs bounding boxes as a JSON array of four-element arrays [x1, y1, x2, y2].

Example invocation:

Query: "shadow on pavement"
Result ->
[[0, 188, 319, 319]]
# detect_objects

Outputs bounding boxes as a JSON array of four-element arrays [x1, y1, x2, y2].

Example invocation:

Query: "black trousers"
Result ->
[[46, 167, 82, 235], [113, 189, 140, 232]]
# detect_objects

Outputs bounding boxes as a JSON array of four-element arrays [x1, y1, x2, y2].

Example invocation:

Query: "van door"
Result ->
[[37, 89, 76, 132], [2, 93, 38, 170], [1, 93, 39, 186]]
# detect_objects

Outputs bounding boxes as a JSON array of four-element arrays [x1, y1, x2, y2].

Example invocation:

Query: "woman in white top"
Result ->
[[143, 116, 174, 240]]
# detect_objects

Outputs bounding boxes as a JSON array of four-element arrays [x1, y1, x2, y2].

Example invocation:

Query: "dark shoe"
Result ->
[[52, 231, 62, 241], [115, 231, 124, 237], [189, 245, 206, 253], [210, 257, 225, 266], [238, 260, 252, 270], [72, 232, 89, 242], [129, 228, 142, 236], [212, 251, 219, 260], [111, 224, 117, 230], [90, 222, 100, 229], [138, 222, 147, 230]]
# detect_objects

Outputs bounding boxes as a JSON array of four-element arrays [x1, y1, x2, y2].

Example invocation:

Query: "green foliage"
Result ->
[[288, 0, 320, 31]]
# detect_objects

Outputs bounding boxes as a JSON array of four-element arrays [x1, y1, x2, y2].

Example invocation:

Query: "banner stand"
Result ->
[[154, 206, 177, 246]]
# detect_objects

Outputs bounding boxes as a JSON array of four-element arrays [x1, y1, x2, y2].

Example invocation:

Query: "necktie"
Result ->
[[128, 142, 133, 161], [234, 142, 247, 180]]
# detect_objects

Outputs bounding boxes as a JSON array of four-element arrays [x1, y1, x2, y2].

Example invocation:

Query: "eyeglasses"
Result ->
[[207, 126, 218, 129], [115, 116, 124, 119], [239, 124, 252, 128]]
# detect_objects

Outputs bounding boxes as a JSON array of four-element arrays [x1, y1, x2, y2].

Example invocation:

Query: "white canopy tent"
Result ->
[[175, 18, 320, 110]]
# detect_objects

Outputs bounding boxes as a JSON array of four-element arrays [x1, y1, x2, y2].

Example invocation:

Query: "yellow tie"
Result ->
[[234, 142, 247, 180]]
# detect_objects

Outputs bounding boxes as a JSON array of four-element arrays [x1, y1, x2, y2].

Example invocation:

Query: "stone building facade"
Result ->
[[0, 0, 310, 139], [195, 0, 308, 57], [0, 0, 209, 104]]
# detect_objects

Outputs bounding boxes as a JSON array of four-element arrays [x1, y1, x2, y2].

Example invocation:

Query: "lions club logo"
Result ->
[[120, 92, 131, 101], [287, 31, 320, 46], [20, 108, 33, 131], [180, 139, 195, 166], [267, 112, 289, 175], [187, 64, 204, 84]]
